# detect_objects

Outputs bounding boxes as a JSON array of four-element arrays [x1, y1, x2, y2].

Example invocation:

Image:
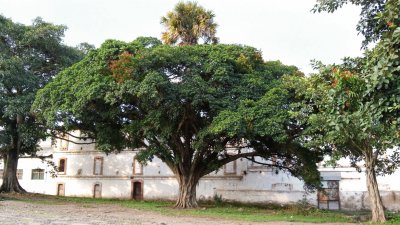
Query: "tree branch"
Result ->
[[245, 156, 294, 172]]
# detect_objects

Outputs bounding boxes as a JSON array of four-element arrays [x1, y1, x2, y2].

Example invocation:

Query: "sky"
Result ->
[[0, 0, 364, 74]]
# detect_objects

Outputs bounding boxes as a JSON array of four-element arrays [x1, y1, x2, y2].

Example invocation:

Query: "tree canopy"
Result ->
[[0, 15, 84, 192], [33, 38, 322, 207]]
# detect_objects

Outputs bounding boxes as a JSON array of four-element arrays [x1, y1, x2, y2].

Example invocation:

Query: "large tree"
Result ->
[[33, 38, 322, 208], [312, 0, 400, 222], [0, 16, 83, 192], [161, 1, 218, 45]]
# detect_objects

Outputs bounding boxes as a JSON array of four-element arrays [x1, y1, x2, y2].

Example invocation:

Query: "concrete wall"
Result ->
[[1, 136, 400, 212], [334, 169, 400, 211], [14, 157, 54, 195]]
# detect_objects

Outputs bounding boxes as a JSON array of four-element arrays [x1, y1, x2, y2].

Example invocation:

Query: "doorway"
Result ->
[[93, 183, 101, 198], [318, 180, 340, 210], [132, 181, 143, 200], [57, 183, 65, 196]]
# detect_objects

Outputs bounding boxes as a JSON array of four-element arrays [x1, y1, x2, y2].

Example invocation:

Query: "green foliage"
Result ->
[[311, 0, 400, 172], [364, 0, 400, 122], [0, 15, 83, 155], [161, 2, 218, 45], [313, 1, 400, 222], [213, 193, 223, 205], [211, 74, 324, 189], [309, 62, 400, 173], [34, 38, 321, 190], [386, 212, 400, 224]]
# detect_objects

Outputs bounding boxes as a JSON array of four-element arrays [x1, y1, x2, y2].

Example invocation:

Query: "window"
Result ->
[[224, 160, 237, 175], [58, 158, 67, 174], [318, 180, 340, 210], [17, 169, 23, 179], [133, 156, 143, 175], [31, 169, 45, 180], [93, 157, 103, 175]]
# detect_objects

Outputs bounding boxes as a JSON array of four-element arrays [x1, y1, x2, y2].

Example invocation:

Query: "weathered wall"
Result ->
[[1, 136, 400, 212], [320, 168, 400, 211]]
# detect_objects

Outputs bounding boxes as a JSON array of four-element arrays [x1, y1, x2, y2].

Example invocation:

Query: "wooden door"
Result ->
[[132, 181, 143, 200]]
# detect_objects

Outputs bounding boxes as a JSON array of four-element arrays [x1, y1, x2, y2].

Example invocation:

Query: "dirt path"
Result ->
[[0, 200, 352, 225]]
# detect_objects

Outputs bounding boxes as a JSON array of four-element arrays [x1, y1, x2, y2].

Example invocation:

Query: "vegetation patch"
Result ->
[[0, 193, 355, 223]]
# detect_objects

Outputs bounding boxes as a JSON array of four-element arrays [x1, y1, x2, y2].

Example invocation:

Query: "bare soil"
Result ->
[[0, 194, 351, 225]]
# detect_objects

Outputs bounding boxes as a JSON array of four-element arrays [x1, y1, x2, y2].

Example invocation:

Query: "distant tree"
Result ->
[[76, 42, 95, 55], [161, 2, 218, 45], [33, 39, 322, 208], [0, 16, 83, 192]]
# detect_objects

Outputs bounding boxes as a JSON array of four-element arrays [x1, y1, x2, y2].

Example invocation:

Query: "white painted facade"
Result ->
[[1, 131, 399, 211]]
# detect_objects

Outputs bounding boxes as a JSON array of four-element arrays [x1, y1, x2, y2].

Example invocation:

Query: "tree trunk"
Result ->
[[0, 148, 26, 193], [174, 172, 200, 208], [365, 154, 385, 222], [1, 115, 26, 193]]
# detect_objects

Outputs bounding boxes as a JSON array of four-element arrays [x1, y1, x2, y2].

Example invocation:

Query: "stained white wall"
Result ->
[[1, 137, 400, 211]]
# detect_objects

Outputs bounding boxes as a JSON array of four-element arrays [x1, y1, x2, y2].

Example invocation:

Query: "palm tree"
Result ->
[[161, 2, 218, 45]]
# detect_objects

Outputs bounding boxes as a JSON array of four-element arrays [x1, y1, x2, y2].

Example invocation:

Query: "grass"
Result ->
[[61, 197, 351, 223], [385, 212, 400, 225], [2, 193, 399, 224]]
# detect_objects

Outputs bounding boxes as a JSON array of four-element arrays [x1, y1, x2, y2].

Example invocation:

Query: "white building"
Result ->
[[1, 131, 399, 211]]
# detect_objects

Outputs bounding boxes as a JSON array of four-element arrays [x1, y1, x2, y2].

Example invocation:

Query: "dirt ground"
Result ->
[[0, 198, 352, 225]]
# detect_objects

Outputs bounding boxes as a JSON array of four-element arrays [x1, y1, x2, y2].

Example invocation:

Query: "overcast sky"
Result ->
[[0, 0, 363, 74]]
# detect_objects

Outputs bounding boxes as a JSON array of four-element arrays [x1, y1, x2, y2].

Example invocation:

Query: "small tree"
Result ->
[[309, 62, 399, 222], [313, 1, 400, 222], [33, 38, 322, 208], [0, 16, 83, 192], [161, 1, 218, 45]]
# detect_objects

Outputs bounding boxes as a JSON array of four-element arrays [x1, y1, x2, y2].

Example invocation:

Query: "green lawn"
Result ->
[[2, 193, 400, 224]]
